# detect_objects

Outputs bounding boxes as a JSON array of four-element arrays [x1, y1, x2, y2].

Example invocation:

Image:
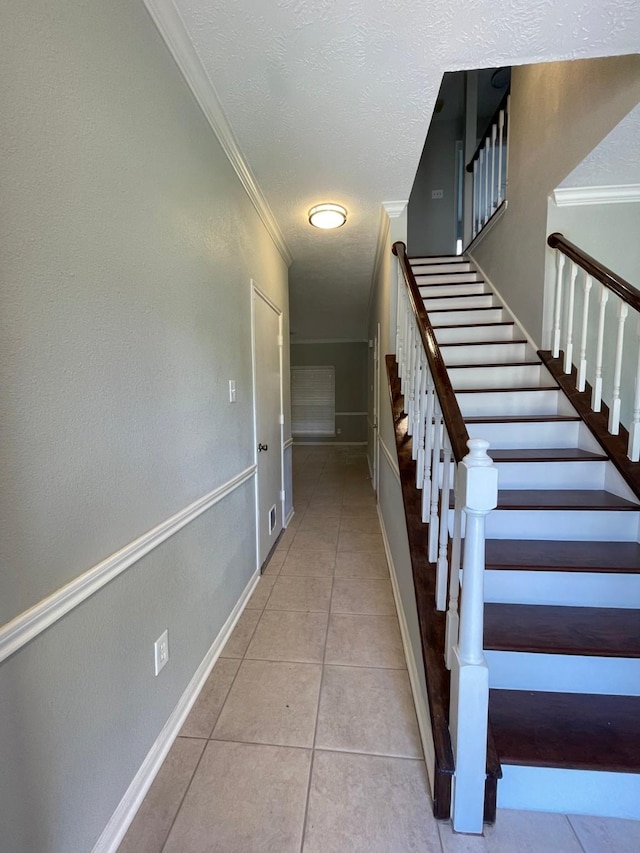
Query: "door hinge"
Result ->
[[277, 335, 283, 347], [280, 490, 286, 501], [279, 413, 285, 425]]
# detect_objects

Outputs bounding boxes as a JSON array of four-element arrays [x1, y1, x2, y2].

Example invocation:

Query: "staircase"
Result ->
[[408, 253, 640, 819]]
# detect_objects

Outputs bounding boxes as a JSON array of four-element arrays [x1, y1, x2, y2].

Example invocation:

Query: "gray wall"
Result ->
[[408, 120, 462, 257], [470, 55, 640, 347], [291, 342, 368, 443], [0, 0, 290, 849]]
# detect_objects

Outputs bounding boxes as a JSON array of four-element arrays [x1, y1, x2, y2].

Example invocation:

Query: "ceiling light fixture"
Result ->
[[308, 203, 347, 229]]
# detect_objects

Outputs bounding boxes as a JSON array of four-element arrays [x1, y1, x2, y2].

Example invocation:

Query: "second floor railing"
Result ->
[[392, 242, 498, 834], [466, 92, 510, 241], [548, 232, 640, 461]]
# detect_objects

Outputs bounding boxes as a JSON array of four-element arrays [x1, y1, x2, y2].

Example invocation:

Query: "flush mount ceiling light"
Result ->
[[308, 203, 347, 229]]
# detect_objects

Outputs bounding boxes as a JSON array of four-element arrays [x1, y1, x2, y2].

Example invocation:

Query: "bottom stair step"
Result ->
[[489, 690, 640, 774]]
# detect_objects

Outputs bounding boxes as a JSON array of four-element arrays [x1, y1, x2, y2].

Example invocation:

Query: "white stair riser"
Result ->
[[483, 508, 639, 541], [467, 420, 582, 449], [423, 294, 496, 311], [415, 273, 482, 286], [486, 651, 640, 696], [410, 256, 467, 265], [435, 324, 516, 344], [457, 389, 575, 418], [419, 281, 487, 298], [492, 460, 608, 490], [450, 363, 548, 390], [483, 569, 640, 608], [497, 765, 640, 820], [430, 308, 505, 326], [411, 262, 472, 274], [442, 342, 531, 366]]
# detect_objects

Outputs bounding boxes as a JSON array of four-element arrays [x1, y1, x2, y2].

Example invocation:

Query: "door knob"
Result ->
[[258, 443, 268, 452]]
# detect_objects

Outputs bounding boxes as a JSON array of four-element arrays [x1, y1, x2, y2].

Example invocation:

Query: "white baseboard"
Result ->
[[377, 503, 437, 796], [92, 568, 260, 853]]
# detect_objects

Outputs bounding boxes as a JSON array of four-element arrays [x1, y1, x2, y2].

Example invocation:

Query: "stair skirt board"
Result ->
[[497, 765, 640, 821], [483, 569, 640, 609], [485, 651, 640, 696]]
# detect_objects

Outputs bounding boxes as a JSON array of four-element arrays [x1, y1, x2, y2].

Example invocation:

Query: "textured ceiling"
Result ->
[[169, 0, 640, 339], [560, 103, 640, 188]]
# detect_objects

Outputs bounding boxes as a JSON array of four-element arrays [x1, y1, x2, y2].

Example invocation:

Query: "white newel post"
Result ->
[[450, 439, 498, 834]]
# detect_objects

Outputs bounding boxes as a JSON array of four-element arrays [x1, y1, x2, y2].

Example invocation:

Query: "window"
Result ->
[[291, 366, 335, 436]]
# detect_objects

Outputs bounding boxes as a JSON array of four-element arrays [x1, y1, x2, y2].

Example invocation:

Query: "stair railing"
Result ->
[[466, 92, 510, 241], [548, 232, 640, 461], [392, 242, 498, 834]]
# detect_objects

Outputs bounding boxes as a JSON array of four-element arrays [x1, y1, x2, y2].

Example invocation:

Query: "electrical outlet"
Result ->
[[336, 427, 342, 435], [154, 629, 169, 676], [432, 189, 444, 200]]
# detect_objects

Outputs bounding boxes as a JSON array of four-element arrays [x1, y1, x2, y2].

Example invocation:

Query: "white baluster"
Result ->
[[577, 272, 593, 392], [472, 160, 478, 239], [490, 124, 497, 213], [628, 319, 640, 462], [445, 474, 462, 670], [591, 284, 609, 412], [406, 324, 416, 434], [415, 353, 428, 486], [428, 402, 442, 556], [483, 136, 490, 224], [552, 251, 565, 358], [563, 261, 578, 374], [496, 109, 505, 206], [477, 150, 484, 229], [422, 372, 435, 512], [412, 336, 422, 452], [436, 436, 452, 611], [608, 300, 629, 435], [450, 439, 498, 834], [504, 95, 510, 188]]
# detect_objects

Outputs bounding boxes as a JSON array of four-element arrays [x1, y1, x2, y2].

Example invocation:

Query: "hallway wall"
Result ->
[[291, 341, 368, 444], [471, 55, 640, 347], [0, 0, 290, 850]]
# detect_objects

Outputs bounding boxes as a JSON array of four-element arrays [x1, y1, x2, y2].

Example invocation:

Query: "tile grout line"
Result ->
[[159, 737, 209, 853], [298, 458, 339, 853], [565, 814, 588, 853]]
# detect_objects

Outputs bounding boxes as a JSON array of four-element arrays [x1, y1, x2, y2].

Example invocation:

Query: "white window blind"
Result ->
[[291, 366, 335, 436]]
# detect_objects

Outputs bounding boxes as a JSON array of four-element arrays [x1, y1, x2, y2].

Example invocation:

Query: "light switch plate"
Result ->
[[154, 629, 169, 676]]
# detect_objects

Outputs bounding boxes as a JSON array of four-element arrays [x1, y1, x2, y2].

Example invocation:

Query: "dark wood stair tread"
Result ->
[[485, 539, 640, 573], [465, 414, 580, 424], [495, 489, 639, 511], [441, 338, 526, 348], [489, 689, 640, 773], [435, 321, 515, 330], [456, 385, 558, 394], [450, 360, 541, 369], [489, 448, 607, 462], [485, 603, 640, 657]]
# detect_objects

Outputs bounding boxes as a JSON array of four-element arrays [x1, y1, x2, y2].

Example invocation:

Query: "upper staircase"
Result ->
[[394, 250, 640, 823]]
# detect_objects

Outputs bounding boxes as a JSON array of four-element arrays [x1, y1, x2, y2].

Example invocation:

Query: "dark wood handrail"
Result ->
[[465, 90, 510, 173], [392, 242, 470, 463], [547, 232, 640, 313]]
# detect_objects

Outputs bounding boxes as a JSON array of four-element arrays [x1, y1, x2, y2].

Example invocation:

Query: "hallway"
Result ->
[[119, 447, 640, 852]]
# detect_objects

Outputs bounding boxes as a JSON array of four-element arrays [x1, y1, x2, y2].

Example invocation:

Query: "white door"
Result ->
[[252, 285, 283, 568]]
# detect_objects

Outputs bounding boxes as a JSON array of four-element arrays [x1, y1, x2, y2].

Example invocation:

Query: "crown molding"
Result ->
[[553, 184, 640, 207], [143, 0, 293, 266], [382, 200, 408, 218]]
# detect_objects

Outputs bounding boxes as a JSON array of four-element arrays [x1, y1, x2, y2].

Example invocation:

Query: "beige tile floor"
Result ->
[[119, 446, 640, 853]]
